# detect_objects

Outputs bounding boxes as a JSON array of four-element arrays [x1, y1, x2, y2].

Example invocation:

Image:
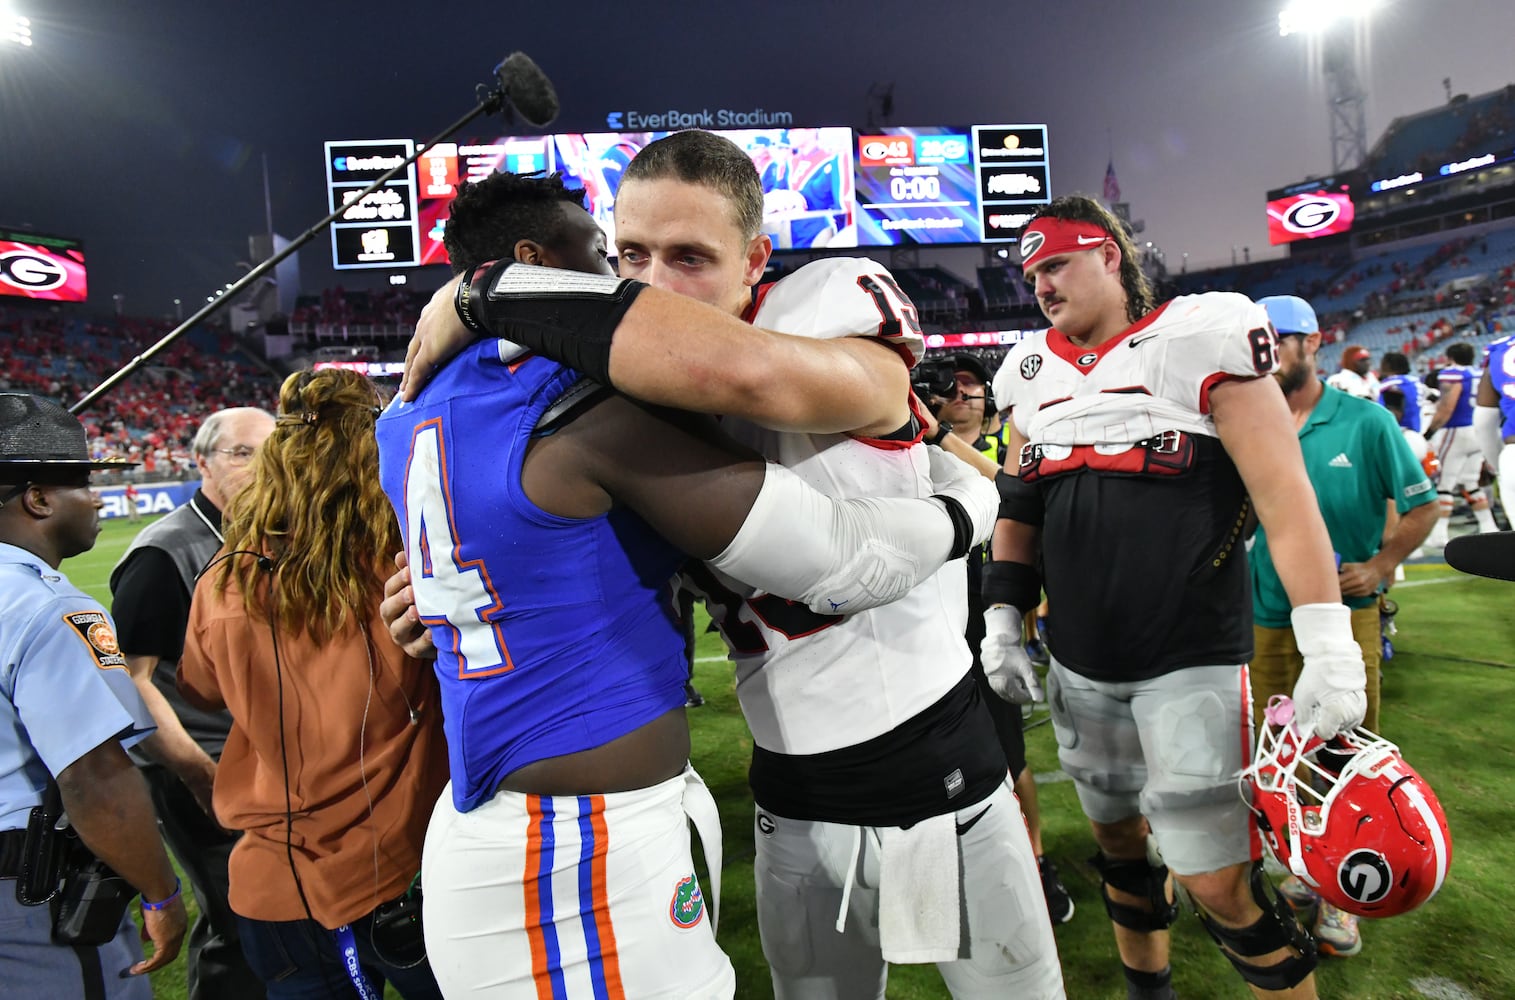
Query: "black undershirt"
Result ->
[[749, 671, 1006, 827]]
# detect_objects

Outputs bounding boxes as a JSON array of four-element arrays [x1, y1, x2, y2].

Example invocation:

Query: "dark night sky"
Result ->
[[3, 0, 1511, 317]]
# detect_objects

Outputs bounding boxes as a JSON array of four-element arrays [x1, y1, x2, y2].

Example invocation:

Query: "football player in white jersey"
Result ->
[[981, 197, 1366, 1000], [399, 130, 1064, 999], [1324, 345, 1381, 400]]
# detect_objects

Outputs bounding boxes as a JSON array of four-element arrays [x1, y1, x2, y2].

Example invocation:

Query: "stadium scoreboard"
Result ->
[[324, 124, 1052, 270], [0, 228, 87, 302]]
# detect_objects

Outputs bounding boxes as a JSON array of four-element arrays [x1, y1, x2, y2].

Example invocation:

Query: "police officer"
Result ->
[[0, 393, 187, 998]]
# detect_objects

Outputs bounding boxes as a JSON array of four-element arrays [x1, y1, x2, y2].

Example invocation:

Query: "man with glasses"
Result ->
[[1, 392, 186, 996], [108, 406, 274, 1000]]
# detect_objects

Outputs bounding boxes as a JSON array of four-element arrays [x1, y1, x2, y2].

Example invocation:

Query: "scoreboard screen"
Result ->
[[326, 123, 1051, 269], [326, 140, 421, 268], [0, 229, 87, 302], [1264, 176, 1357, 245]]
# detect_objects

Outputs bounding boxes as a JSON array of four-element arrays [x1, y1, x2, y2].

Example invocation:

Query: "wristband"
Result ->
[[453, 261, 497, 334], [929, 422, 954, 446], [981, 559, 1042, 610], [142, 876, 181, 911]]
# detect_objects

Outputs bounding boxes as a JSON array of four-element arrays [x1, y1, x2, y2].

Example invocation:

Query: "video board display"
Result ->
[[1265, 176, 1356, 245], [326, 124, 1050, 269], [0, 228, 87, 302], [326, 140, 421, 269]]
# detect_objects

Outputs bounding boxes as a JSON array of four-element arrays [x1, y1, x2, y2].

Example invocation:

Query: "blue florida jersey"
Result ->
[[1379, 373, 1424, 432], [1485, 335, 1515, 436], [376, 342, 688, 813], [1436, 363, 1479, 428]]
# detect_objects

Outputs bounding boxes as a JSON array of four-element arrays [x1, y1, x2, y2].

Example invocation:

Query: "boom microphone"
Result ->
[[1445, 531, 1515, 582], [495, 52, 559, 127]]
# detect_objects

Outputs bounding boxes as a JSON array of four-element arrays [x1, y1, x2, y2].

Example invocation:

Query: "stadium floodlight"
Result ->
[[1280, 0, 1380, 171], [3, 9, 32, 47], [1278, 0, 1380, 37]]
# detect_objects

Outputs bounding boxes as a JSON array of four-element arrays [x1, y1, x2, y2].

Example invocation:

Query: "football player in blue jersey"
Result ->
[[1425, 341, 1499, 543], [1378, 352, 1424, 433], [1476, 334, 1515, 523], [397, 134, 1066, 1000], [374, 170, 998, 1000]]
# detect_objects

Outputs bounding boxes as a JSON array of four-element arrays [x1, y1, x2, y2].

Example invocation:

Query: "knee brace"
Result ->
[[1090, 852, 1179, 933], [1195, 863, 1317, 992]]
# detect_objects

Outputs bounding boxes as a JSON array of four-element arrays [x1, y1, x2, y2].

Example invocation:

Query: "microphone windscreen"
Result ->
[[1445, 531, 1515, 582], [495, 52, 559, 127]]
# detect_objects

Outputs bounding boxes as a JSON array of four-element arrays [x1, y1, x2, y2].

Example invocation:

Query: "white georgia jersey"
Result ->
[[1326, 368, 1381, 401], [683, 257, 968, 756], [992, 292, 1276, 456]]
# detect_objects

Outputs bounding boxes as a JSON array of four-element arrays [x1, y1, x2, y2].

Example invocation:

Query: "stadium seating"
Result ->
[[0, 307, 281, 478], [1368, 86, 1515, 178]]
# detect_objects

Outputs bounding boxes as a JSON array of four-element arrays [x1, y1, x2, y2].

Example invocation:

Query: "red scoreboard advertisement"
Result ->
[[1265, 177, 1356, 245], [0, 229, 87, 302]]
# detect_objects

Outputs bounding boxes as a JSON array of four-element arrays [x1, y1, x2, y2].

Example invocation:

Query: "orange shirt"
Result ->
[[180, 569, 448, 928]]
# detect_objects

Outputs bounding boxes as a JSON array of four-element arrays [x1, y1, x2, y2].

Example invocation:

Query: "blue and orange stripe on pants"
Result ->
[[524, 794, 625, 1000]]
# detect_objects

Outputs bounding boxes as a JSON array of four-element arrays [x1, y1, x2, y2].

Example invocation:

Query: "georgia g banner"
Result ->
[[1266, 191, 1355, 245], [0, 230, 88, 302]]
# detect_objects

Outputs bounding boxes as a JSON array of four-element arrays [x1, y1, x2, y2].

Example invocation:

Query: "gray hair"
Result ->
[[192, 407, 275, 459]]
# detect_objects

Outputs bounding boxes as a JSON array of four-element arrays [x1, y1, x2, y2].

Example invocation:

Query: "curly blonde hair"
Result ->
[[216, 368, 399, 643]]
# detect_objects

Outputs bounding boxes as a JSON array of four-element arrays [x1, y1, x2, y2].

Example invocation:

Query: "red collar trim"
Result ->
[[741, 282, 778, 325], [1045, 301, 1171, 372]]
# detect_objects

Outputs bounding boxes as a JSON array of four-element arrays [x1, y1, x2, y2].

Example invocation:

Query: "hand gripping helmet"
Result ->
[[1244, 696, 1451, 918]]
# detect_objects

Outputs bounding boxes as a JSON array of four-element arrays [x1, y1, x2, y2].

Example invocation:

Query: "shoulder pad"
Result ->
[[991, 330, 1049, 408], [751, 258, 926, 366]]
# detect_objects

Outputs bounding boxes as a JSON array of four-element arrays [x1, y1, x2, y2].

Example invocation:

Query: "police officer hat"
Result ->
[[0, 393, 137, 483]]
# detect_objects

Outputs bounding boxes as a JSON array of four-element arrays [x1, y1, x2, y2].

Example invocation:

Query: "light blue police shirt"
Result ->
[[0, 541, 155, 832]]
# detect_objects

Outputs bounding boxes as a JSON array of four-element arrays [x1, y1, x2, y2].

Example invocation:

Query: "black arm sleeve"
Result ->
[[110, 547, 192, 662], [980, 560, 1042, 610], [996, 469, 1043, 526], [473, 261, 648, 386]]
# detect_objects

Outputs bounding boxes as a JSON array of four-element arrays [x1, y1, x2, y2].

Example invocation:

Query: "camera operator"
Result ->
[[0, 393, 186, 998], [916, 355, 1074, 922]]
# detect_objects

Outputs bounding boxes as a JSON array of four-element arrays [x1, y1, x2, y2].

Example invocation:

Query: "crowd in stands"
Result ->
[[0, 306, 280, 480], [1369, 83, 1515, 178]]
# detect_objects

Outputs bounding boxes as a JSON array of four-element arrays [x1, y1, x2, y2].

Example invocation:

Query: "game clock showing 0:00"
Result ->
[[324, 123, 1051, 269]]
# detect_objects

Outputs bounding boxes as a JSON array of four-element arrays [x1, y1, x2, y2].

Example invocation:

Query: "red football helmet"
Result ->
[[1244, 696, 1452, 918]]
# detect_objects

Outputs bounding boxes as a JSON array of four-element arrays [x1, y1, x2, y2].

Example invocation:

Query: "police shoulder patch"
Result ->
[[61, 611, 128, 671]]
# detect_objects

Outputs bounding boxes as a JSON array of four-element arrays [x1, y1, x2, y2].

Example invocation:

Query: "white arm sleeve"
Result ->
[[1475, 405, 1505, 469], [709, 461, 983, 616]]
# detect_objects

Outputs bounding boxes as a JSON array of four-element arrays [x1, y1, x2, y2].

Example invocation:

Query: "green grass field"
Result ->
[[69, 515, 1515, 1000]]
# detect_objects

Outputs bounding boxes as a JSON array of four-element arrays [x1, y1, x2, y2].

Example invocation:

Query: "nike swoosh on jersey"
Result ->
[[1129, 332, 1160, 348], [955, 804, 992, 836]]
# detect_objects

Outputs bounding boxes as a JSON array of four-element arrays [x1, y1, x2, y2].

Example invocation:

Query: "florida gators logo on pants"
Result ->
[[669, 874, 705, 929]]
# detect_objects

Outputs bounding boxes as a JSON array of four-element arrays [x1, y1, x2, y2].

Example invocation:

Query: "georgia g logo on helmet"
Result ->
[[1337, 849, 1393, 905], [1019, 230, 1046, 262]]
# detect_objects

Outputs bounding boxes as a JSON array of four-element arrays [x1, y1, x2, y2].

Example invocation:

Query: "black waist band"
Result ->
[[749, 671, 1006, 827]]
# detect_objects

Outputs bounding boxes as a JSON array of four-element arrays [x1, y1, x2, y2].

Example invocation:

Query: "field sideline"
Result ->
[[63, 515, 1514, 1000]]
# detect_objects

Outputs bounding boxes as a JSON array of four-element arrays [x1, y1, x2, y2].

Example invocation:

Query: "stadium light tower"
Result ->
[[1279, 0, 1380, 173]]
